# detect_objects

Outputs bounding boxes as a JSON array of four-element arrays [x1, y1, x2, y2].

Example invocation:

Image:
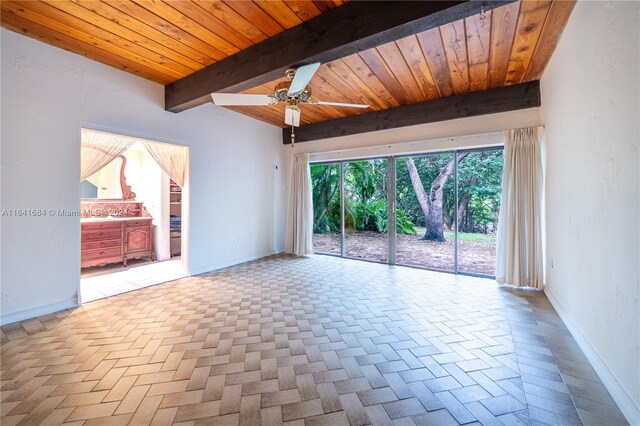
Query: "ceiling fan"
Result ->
[[211, 63, 369, 146]]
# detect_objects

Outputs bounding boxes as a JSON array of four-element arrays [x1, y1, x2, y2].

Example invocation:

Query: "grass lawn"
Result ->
[[413, 227, 495, 242], [314, 229, 497, 275]]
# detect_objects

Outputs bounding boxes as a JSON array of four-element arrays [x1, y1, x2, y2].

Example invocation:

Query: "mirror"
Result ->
[[81, 155, 135, 201]]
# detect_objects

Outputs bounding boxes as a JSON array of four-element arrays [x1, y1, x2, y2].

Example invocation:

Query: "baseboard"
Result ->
[[1, 298, 78, 326], [544, 287, 640, 425], [0, 252, 282, 326], [188, 250, 282, 276]]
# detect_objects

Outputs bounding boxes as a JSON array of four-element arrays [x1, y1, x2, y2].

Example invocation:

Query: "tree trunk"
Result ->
[[405, 154, 467, 242], [314, 167, 333, 225], [315, 167, 340, 227], [443, 209, 453, 229], [405, 157, 429, 223], [456, 175, 476, 231], [315, 183, 338, 227]]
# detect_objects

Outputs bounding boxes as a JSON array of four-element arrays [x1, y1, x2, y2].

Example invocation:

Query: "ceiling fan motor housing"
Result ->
[[274, 81, 312, 103]]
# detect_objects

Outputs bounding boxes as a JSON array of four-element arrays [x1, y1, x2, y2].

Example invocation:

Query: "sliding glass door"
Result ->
[[309, 147, 503, 278], [395, 154, 455, 272], [456, 149, 503, 276], [311, 162, 341, 255], [344, 159, 388, 262]]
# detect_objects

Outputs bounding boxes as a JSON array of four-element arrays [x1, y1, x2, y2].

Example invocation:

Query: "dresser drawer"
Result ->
[[82, 247, 122, 260], [125, 219, 152, 228], [81, 238, 121, 251], [82, 221, 122, 230], [82, 228, 123, 242]]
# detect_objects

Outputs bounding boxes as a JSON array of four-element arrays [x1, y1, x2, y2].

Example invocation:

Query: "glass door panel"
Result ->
[[456, 149, 503, 276], [311, 148, 504, 279], [311, 163, 341, 255], [395, 154, 456, 271], [343, 159, 388, 262]]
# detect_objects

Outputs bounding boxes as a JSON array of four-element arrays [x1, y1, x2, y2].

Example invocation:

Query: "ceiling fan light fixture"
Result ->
[[274, 81, 291, 102], [274, 81, 312, 103], [297, 90, 312, 103], [284, 105, 301, 127], [210, 62, 367, 128]]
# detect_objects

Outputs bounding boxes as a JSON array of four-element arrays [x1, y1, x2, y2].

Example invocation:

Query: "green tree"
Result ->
[[311, 164, 340, 233], [404, 154, 467, 242], [456, 150, 503, 233]]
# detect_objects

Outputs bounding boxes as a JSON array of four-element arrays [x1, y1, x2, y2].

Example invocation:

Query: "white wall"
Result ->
[[290, 107, 542, 160], [540, 1, 639, 422], [0, 29, 286, 323], [308, 132, 504, 163]]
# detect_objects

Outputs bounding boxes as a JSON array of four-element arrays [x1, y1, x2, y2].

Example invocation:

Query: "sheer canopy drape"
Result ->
[[286, 153, 314, 256], [85, 173, 101, 188], [496, 127, 544, 288], [80, 129, 134, 181], [140, 141, 187, 187]]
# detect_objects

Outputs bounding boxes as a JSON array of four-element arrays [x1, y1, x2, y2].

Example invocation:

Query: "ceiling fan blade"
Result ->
[[310, 100, 370, 109], [284, 105, 301, 127], [287, 63, 321, 97], [211, 93, 276, 106]]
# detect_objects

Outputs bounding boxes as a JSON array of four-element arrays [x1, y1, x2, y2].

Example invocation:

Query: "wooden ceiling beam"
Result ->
[[165, 0, 517, 113], [282, 80, 540, 144]]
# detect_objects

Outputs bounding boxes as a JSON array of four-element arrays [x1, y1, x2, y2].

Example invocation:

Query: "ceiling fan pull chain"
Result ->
[[291, 126, 295, 148]]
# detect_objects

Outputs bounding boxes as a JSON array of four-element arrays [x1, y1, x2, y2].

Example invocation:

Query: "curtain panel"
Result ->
[[141, 141, 187, 188], [80, 129, 134, 181], [496, 127, 544, 288], [286, 153, 314, 256], [85, 173, 101, 188]]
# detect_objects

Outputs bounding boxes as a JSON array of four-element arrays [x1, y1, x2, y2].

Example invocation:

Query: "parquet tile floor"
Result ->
[[1, 255, 628, 425]]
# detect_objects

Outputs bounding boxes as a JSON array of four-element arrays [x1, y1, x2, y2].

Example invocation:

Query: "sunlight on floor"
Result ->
[[80, 258, 185, 303]]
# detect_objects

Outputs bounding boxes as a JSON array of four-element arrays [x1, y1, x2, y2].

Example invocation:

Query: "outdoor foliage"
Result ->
[[311, 164, 340, 233], [311, 150, 503, 238], [456, 150, 503, 233], [396, 154, 452, 228]]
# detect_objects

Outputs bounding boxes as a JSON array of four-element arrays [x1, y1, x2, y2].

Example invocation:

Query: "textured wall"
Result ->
[[541, 1, 639, 419], [1, 29, 287, 322]]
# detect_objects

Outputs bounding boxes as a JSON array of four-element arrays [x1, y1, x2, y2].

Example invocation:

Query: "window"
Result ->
[[310, 147, 504, 278]]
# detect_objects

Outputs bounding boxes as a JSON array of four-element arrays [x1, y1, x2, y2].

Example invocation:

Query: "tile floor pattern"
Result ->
[[1, 255, 628, 425], [81, 259, 185, 303]]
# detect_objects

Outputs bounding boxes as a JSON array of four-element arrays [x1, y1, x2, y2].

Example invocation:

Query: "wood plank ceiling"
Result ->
[[1, 0, 574, 128], [233, 0, 574, 127], [0, 0, 347, 83]]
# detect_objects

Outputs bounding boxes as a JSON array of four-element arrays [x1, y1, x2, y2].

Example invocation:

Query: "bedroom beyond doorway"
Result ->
[[79, 129, 189, 302]]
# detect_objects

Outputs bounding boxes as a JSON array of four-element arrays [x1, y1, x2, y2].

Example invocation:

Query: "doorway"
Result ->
[[311, 147, 503, 278], [79, 129, 189, 302]]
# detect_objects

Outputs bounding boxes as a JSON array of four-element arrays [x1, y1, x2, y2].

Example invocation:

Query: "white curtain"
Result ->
[[141, 141, 187, 187], [496, 127, 544, 288], [85, 172, 101, 188], [80, 129, 134, 181], [286, 153, 314, 256]]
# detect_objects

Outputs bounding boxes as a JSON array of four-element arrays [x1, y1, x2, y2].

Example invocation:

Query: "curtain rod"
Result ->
[[81, 125, 189, 149], [304, 126, 544, 159]]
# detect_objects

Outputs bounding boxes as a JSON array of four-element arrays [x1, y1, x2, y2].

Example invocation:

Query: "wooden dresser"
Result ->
[[81, 201, 154, 268]]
